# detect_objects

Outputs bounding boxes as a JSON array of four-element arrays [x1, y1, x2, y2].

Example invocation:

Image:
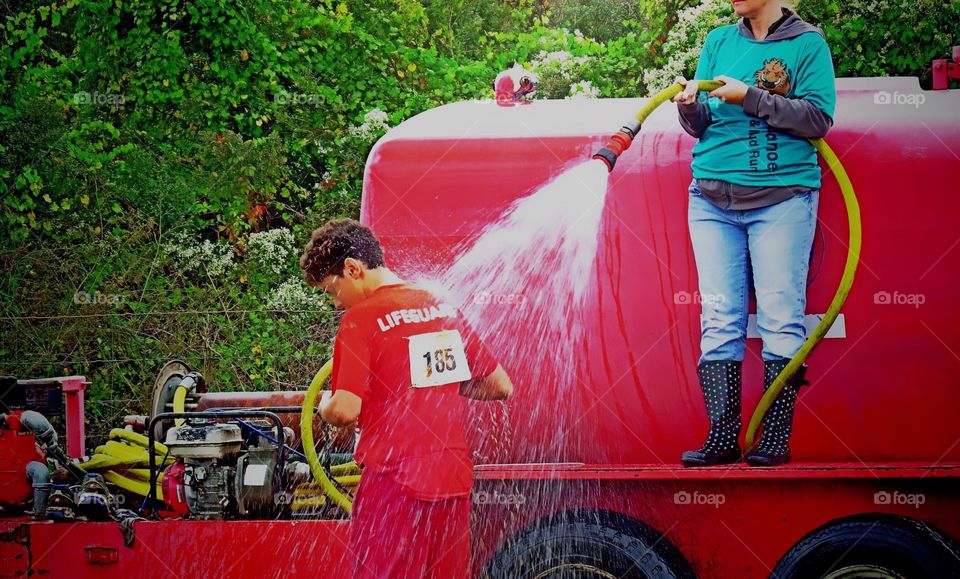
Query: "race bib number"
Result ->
[[408, 330, 472, 388]]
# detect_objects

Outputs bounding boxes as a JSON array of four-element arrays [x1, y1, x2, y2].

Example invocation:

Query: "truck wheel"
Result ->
[[483, 510, 694, 579], [772, 515, 960, 579]]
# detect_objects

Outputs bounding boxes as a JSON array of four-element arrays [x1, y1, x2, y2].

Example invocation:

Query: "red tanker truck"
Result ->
[[2, 68, 959, 578]]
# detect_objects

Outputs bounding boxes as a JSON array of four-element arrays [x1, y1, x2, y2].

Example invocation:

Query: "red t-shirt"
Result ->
[[330, 283, 498, 499]]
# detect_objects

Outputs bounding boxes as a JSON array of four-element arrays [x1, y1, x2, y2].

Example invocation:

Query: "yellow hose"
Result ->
[[108, 428, 169, 455], [640, 80, 861, 450], [634, 80, 714, 124], [333, 475, 362, 486], [82, 371, 357, 507], [103, 470, 164, 499], [330, 461, 360, 476], [172, 384, 188, 426], [745, 137, 860, 448], [78, 429, 172, 496], [301, 358, 354, 513], [290, 477, 360, 511]]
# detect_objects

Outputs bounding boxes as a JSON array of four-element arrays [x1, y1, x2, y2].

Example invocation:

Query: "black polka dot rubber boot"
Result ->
[[745, 359, 809, 467], [681, 360, 743, 467]]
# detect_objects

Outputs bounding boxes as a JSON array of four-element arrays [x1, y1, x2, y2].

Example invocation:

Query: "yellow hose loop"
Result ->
[[639, 80, 860, 450], [334, 475, 361, 486], [330, 461, 360, 476], [79, 447, 175, 471], [116, 468, 153, 480], [102, 470, 164, 499], [109, 428, 169, 455], [301, 358, 353, 514], [97, 440, 145, 459], [745, 138, 861, 448], [172, 384, 188, 427], [78, 455, 140, 470]]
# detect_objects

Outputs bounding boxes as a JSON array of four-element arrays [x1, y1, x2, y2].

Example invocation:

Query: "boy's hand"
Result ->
[[709, 75, 748, 105], [672, 76, 699, 106]]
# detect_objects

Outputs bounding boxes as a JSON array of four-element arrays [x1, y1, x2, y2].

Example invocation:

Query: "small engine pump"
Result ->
[[164, 420, 281, 520]]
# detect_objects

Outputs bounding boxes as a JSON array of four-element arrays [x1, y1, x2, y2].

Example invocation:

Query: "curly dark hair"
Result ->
[[300, 219, 385, 284]]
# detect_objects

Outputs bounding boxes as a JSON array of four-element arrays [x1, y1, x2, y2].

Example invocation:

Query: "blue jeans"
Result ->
[[687, 181, 819, 363]]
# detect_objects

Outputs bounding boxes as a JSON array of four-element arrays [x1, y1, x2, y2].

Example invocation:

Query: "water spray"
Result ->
[[593, 79, 862, 452]]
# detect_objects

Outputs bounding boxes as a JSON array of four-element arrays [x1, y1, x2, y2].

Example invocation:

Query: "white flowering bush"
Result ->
[[642, 0, 736, 96], [267, 277, 326, 322], [246, 227, 296, 275], [348, 109, 391, 141], [531, 49, 592, 70], [519, 27, 604, 99], [162, 232, 235, 278]]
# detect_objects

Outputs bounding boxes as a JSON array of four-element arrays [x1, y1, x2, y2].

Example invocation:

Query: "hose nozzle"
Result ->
[[592, 80, 721, 172], [592, 125, 639, 172]]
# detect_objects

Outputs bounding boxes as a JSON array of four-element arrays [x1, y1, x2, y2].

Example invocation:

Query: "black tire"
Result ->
[[772, 515, 960, 579], [483, 509, 694, 579]]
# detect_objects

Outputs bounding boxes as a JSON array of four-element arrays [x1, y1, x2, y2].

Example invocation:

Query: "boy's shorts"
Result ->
[[348, 469, 471, 579]]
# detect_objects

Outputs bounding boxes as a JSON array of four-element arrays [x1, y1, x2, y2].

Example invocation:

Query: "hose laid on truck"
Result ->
[[79, 385, 358, 507], [77, 428, 172, 497], [594, 80, 861, 452]]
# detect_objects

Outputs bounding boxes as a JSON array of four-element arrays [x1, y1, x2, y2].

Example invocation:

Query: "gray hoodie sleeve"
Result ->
[[677, 100, 712, 138], [677, 28, 719, 139], [743, 86, 833, 139]]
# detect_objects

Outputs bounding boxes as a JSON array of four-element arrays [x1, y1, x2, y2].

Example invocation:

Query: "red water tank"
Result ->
[[361, 78, 960, 467]]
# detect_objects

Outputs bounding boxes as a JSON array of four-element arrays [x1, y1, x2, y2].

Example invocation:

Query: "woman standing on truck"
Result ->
[[673, 0, 836, 466]]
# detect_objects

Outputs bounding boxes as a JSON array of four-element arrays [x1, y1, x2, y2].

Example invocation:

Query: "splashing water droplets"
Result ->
[[410, 159, 611, 460], [442, 159, 609, 314]]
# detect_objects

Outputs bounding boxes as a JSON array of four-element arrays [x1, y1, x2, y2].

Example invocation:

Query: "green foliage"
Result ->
[[637, 0, 959, 93], [798, 0, 960, 79]]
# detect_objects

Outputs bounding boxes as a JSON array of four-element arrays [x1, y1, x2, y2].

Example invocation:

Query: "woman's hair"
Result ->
[[300, 218, 385, 284]]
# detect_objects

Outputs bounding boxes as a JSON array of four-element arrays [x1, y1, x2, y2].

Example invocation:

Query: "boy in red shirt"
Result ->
[[300, 219, 513, 579]]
